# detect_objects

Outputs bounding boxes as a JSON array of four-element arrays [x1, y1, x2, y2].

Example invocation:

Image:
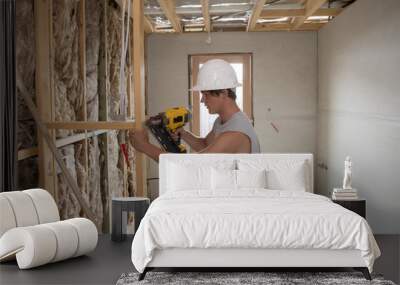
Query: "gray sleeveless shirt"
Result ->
[[212, 111, 261, 153]]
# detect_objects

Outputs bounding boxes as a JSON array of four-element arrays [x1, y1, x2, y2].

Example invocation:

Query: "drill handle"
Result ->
[[177, 132, 181, 145]]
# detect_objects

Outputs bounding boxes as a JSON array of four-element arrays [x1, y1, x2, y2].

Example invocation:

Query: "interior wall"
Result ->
[[146, 31, 317, 199], [317, 0, 400, 233]]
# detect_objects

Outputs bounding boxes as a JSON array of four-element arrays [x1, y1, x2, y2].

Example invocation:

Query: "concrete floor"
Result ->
[[0, 235, 399, 285]]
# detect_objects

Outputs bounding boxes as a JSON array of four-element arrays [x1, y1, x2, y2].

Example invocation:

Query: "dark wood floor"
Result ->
[[0, 235, 399, 285]]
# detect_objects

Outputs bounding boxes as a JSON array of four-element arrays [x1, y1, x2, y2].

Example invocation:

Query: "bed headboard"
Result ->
[[159, 153, 314, 196]]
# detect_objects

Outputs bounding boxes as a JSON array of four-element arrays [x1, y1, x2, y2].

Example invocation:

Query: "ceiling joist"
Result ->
[[201, 0, 210, 32], [292, 0, 328, 29], [247, 0, 267, 32], [157, 0, 182, 33], [142, 0, 353, 33], [315, 8, 343, 17], [260, 8, 342, 18], [255, 22, 324, 32]]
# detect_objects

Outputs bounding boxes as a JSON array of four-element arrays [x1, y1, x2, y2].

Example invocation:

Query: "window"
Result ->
[[189, 54, 253, 137]]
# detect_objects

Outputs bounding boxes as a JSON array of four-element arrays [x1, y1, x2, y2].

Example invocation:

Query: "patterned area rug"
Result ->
[[116, 271, 396, 285]]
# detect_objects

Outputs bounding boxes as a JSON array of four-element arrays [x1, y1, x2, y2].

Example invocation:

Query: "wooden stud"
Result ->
[[242, 54, 253, 122], [133, 0, 147, 197], [201, 0, 210, 32], [34, 0, 57, 199], [99, 0, 110, 233], [128, 2, 135, 118], [190, 56, 201, 136], [79, 0, 89, 200], [247, 0, 267, 32], [79, 0, 87, 122], [292, 0, 327, 29], [157, 0, 182, 33]]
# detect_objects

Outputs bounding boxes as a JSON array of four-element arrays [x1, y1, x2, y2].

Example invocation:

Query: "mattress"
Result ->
[[131, 190, 380, 273]]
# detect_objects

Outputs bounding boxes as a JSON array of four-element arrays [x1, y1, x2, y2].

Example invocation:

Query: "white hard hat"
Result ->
[[191, 59, 242, 91]]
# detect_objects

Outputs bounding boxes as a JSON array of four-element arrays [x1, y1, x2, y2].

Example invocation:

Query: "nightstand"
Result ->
[[111, 197, 150, 242], [332, 198, 366, 218]]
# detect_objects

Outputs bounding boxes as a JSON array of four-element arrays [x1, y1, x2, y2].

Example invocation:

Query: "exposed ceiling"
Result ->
[[143, 0, 357, 33]]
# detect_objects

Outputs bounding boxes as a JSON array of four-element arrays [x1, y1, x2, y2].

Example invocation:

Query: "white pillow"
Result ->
[[167, 163, 212, 191], [266, 162, 306, 191], [238, 159, 308, 191], [211, 168, 236, 190], [236, 169, 267, 189]]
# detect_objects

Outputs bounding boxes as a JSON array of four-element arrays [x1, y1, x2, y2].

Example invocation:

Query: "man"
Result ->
[[131, 59, 260, 162]]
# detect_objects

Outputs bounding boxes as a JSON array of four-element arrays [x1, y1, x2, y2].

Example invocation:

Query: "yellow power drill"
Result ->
[[146, 107, 190, 153]]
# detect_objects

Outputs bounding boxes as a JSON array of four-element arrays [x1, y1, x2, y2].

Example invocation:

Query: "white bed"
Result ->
[[131, 154, 380, 280]]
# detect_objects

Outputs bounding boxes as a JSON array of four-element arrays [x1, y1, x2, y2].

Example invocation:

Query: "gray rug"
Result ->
[[116, 271, 396, 285]]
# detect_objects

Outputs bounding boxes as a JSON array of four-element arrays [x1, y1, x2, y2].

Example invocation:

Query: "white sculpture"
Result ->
[[342, 156, 352, 190]]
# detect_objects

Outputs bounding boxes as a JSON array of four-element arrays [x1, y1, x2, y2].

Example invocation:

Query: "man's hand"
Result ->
[[129, 129, 149, 152], [169, 127, 186, 141]]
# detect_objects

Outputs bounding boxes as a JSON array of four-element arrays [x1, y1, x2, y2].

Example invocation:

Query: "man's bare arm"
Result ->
[[130, 129, 166, 162], [178, 129, 214, 152], [137, 143, 165, 162], [199, 131, 251, 153]]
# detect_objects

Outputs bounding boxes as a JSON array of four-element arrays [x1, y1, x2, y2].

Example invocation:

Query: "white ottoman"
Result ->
[[0, 189, 98, 269]]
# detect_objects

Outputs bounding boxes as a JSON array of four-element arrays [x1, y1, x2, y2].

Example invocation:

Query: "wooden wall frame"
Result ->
[[21, 0, 149, 233], [133, 0, 147, 197], [34, 0, 57, 199]]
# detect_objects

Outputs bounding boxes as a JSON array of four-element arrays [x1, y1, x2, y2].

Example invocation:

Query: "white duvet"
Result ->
[[131, 190, 380, 273]]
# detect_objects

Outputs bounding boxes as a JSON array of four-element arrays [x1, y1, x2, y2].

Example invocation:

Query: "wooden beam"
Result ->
[[315, 8, 342, 17], [157, 0, 182, 33], [144, 16, 154, 33], [260, 9, 304, 18], [292, 0, 327, 29], [133, 0, 147, 197], [255, 22, 324, 31], [46, 121, 135, 130], [79, 0, 87, 122], [128, 5, 135, 118], [18, 147, 39, 161], [34, 0, 57, 199], [99, 0, 110, 233], [18, 131, 108, 161], [259, 8, 342, 18], [79, 0, 89, 197], [247, 0, 267, 32], [201, 0, 210, 32]]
